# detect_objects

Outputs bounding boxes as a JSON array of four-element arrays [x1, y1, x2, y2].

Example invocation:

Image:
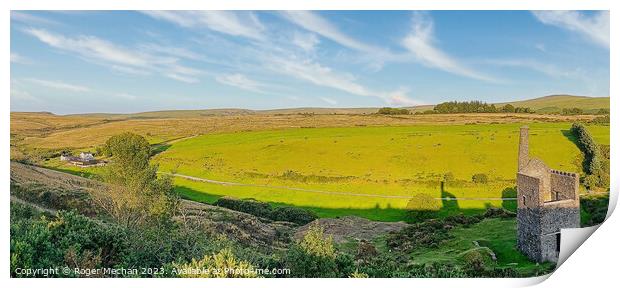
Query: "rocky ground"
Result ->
[[294, 215, 408, 244], [11, 161, 409, 249], [9, 161, 296, 249]]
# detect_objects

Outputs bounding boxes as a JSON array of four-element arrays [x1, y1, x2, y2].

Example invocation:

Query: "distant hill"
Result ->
[[69, 109, 255, 119], [41, 94, 608, 118], [498, 95, 609, 114]]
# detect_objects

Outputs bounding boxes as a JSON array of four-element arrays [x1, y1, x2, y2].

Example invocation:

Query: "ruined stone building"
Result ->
[[516, 126, 580, 263]]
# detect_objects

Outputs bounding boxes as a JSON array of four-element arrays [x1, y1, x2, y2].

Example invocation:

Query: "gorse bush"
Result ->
[[174, 248, 258, 278], [284, 223, 354, 277], [214, 197, 317, 225], [10, 206, 126, 277]]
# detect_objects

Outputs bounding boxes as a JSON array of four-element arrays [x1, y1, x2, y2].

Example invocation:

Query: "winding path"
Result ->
[[158, 172, 518, 201]]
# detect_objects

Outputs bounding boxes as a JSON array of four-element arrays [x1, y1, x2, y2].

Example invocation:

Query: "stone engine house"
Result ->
[[516, 126, 580, 263]]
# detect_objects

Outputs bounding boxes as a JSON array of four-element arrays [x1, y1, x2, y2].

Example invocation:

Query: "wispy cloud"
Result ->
[[320, 97, 337, 105], [11, 11, 60, 26], [215, 73, 267, 93], [142, 11, 265, 41], [487, 59, 583, 79], [264, 55, 420, 106], [10, 52, 29, 64], [532, 11, 609, 48], [402, 13, 494, 82], [114, 92, 138, 100], [292, 31, 320, 52], [10, 87, 41, 103], [281, 11, 381, 54], [23, 28, 201, 83], [25, 78, 91, 92]]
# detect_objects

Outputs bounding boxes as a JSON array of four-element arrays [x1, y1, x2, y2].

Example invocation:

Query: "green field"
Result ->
[[142, 122, 608, 221], [405, 218, 554, 274]]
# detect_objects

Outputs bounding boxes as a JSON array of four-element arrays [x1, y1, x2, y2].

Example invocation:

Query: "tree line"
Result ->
[[571, 123, 610, 190]]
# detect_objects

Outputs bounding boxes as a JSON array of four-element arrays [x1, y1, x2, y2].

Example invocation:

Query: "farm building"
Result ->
[[516, 126, 580, 263], [60, 152, 105, 167]]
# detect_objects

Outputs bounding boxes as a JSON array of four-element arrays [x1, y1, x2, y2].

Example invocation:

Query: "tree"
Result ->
[[94, 132, 178, 228], [501, 104, 515, 113], [377, 107, 410, 115]]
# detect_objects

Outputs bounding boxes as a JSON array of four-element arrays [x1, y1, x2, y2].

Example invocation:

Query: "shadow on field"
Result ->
[[561, 129, 579, 147], [150, 143, 172, 156], [440, 181, 460, 211], [502, 186, 517, 211], [46, 166, 98, 179], [173, 183, 519, 223]]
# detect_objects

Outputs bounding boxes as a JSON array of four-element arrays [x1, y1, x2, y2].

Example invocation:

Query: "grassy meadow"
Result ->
[[12, 109, 610, 222], [146, 122, 608, 220]]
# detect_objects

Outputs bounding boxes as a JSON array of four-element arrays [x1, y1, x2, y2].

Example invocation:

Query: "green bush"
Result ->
[[285, 224, 338, 277], [377, 107, 410, 115], [214, 197, 317, 225], [174, 248, 258, 278], [571, 123, 608, 189], [471, 173, 489, 184]]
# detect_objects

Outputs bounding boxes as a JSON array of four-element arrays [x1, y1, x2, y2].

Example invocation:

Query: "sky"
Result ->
[[10, 10, 610, 114]]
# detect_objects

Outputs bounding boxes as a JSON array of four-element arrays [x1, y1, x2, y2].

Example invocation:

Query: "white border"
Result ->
[[3, 1, 617, 287]]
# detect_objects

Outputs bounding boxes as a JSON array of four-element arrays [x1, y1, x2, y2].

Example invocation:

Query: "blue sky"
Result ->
[[10, 10, 609, 114]]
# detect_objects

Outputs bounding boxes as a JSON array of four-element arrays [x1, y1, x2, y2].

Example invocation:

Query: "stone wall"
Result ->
[[517, 173, 541, 209], [550, 170, 579, 201], [518, 126, 529, 171], [517, 207, 541, 261]]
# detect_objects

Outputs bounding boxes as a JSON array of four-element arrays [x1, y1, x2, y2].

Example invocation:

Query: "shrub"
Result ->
[[174, 248, 258, 278], [377, 107, 410, 115], [285, 223, 338, 277], [215, 197, 317, 225], [561, 107, 584, 115], [501, 104, 515, 113], [461, 249, 488, 272], [581, 194, 609, 226], [471, 173, 489, 184], [406, 194, 441, 221], [271, 206, 317, 225], [443, 172, 455, 183], [571, 122, 608, 189]]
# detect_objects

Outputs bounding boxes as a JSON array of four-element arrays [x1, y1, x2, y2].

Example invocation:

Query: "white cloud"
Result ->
[[292, 31, 320, 52], [381, 88, 423, 106], [402, 13, 494, 82], [532, 11, 609, 48], [215, 73, 266, 93], [23, 28, 202, 83], [320, 97, 337, 105], [534, 43, 547, 52], [140, 44, 206, 61], [11, 11, 60, 26], [487, 59, 582, 79], [10, 87, 41, 103], [142, 11, 265, 41], [10, 52, 29, 64], [264, 55, 420, 106], [25, 78, 91, 92], [268, 56, 369, 96], [114, 92, 138, 100], [281, 11, 380, 54]]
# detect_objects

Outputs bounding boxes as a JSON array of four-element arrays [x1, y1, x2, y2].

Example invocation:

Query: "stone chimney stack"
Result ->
[[518, 126, 529, 171]]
